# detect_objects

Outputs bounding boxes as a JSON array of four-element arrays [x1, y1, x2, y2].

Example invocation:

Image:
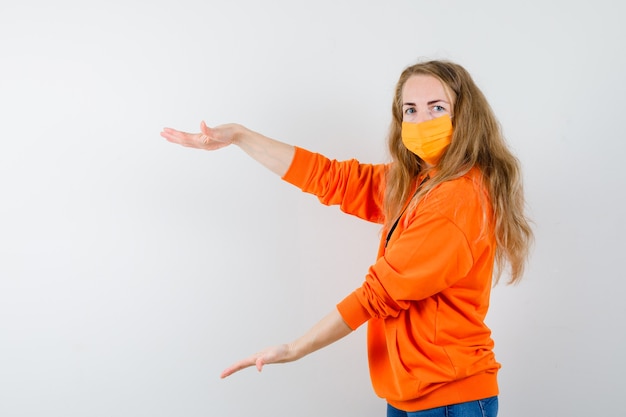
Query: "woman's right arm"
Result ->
[[161, 122, 385, 222], [160, 121, 295, 177]]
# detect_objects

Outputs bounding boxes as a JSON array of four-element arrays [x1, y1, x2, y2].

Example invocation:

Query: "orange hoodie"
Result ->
[[282, 147, 500, 411]]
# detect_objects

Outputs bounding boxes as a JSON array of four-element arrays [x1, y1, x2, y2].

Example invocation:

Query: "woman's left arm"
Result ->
[[220, 308, 352, 378]]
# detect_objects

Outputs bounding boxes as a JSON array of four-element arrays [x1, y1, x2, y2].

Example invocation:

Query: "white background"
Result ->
[[1, 1, 624, 416]]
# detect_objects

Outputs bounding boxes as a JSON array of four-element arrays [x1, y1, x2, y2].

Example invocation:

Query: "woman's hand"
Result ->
[[220, 343, 296, 378], [219, 310, 352, 379], [161, 121, 296, 177], [160, 121, 244, 151]]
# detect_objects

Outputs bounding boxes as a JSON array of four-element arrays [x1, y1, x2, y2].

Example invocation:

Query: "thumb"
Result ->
[[200, 120, 211, 135], [200, 120, 230, 144], [255, 357, 265, 372]]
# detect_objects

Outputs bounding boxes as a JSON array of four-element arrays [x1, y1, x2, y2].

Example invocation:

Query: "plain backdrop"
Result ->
[[1, 1, 624, 416]]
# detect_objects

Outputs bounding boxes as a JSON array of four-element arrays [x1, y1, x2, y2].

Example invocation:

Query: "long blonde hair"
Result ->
[[384, 60, 533, 284]]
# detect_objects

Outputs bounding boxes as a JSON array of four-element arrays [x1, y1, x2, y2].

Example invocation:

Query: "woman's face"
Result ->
[[401, 74, 454, 124]]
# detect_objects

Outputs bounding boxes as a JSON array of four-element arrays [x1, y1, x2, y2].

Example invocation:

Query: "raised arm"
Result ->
[[160, 121, 295, 177], [220, 308, 352, 378]]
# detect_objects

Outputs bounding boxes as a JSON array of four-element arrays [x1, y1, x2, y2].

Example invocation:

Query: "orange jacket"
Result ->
[[282, 147, 500, 411]]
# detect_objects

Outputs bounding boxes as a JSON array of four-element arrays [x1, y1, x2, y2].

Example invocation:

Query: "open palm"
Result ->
[[160, 121, 240, 151]]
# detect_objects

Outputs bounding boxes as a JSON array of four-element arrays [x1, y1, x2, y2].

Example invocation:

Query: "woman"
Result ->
[[160, 60, 533, 416]]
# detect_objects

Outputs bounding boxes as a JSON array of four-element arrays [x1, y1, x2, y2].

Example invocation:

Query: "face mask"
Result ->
[[401, 115, 453, 165]]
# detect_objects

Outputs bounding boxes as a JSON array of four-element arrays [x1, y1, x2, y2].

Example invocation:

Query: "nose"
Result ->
[[415, 109, 434, 124]]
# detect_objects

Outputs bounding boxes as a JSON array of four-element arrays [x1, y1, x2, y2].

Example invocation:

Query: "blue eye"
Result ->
[[433, 105, 446, 112], [404, 108, 416, 115]]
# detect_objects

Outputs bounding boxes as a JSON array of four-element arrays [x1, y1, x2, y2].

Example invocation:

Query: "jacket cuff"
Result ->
[[337, 292, 371, 330], [281, 146, 315, 187]]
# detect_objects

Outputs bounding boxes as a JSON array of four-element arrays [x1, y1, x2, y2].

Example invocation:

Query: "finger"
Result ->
[[220, 364, 241, 379], [220, 366, 236, 379], [161, 129, 204, 148], [160, 131, 179, 143], [220, 357, 257, 379], [160, 128, 187, 143], [220, 362, 252, 378], [161, 127, 189, 137]]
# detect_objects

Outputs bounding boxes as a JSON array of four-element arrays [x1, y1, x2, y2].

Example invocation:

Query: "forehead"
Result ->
[[401, 74, 450, 102]]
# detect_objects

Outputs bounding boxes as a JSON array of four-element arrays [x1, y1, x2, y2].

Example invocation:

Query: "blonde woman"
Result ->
[[161, 60, 533, 417]]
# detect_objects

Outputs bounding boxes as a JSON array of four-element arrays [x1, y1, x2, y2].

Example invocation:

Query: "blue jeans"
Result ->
[[387, 396, 498, 417]]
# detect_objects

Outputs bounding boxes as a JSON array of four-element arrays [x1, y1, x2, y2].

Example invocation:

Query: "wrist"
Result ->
[[286, 340, 305, 362], [230, 124, 252, 147]]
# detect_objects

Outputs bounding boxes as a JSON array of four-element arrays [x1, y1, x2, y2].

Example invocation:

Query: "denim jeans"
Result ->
[[387, 396, 498, 417]]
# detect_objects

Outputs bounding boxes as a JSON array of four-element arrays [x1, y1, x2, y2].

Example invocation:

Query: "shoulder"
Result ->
[[419, 168, 490, 222], [431, 168, 484, 199]]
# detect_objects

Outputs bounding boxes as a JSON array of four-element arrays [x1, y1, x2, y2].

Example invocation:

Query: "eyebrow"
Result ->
[[402, 99, 450, 106]]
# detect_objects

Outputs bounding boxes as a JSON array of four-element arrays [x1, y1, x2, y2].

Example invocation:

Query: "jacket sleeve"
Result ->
[[337, 180, 482, 330], [282, 146, 386, 224]]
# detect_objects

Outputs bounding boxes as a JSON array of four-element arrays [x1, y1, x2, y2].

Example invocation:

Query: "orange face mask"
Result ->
[[401, 115, 453, 165]]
